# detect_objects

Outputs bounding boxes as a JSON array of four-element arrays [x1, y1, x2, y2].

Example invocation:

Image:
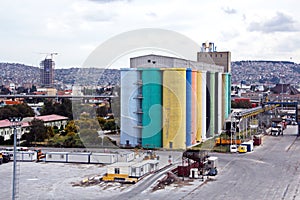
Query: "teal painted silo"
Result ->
[[141, 68, 162, 148]]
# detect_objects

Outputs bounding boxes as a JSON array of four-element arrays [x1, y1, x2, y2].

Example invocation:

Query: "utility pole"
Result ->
[[10, 117, 22, 200]]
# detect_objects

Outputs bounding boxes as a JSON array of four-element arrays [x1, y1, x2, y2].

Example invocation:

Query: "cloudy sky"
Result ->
[[1, 0, 300, 68]]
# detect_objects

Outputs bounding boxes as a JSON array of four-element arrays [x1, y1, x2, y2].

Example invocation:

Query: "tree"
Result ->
[[96, 105, 108, 117], [64, 120, 78, 134], [103, 119, 117, 131], [0, 85, 10, 95], [54, 98, 73, 119], [30, 85, 37, 93], [97, 117, 106, 129], [79, 129, 101, 146], [40, 99, 55, 116], [22, 119, 48, 145], [0, 104, 34, 120], [40, 99, 73, 120], [14, 104, 35, 118]]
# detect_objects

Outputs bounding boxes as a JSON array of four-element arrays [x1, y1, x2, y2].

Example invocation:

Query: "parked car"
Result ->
[[230, 145, 237, 153]]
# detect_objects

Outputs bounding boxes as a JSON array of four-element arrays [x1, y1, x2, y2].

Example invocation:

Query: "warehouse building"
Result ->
[[120, 53, 231, 149]]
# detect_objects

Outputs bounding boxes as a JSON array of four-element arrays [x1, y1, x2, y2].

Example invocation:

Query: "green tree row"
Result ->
[[6, 115, 119, 148], [0, 104, 35, 120]]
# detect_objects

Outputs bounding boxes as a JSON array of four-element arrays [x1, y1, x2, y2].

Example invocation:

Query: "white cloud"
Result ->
[[1, 0, 300, 66], [222, 7, 237, 15], [248, 12, 299, 33]]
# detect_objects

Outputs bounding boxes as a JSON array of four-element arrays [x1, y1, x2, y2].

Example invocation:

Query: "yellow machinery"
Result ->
[[102, 174, 138, 184], [215, 138, 242, 146], [238, 145, 247, 153]]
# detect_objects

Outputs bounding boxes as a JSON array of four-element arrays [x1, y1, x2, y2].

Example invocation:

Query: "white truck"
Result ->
[[271, 124, 283, 136]]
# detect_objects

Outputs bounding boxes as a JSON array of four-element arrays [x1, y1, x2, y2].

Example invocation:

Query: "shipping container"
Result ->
[[67, 152, 91, 163], [242, 141, 254, 152], [16, 151, 37, 162], [45, 152, 69, 162], [90, 153, 117, 164]]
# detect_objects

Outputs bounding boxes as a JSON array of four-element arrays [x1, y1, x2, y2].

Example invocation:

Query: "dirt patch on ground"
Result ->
[[71, 175, 132, 192]]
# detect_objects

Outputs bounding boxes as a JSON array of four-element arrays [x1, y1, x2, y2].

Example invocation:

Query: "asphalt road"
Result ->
[[135, 125, 300, 200], [1, 125, 299, 200]]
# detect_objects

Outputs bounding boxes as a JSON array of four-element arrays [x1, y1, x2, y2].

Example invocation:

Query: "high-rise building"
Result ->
[[40, 58, 54, 88]]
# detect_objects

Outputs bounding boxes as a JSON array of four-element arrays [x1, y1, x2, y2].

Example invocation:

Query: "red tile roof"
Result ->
[[0, 119, 30, 128], [36, 114, 68, 122], [0, 115, 68, 128]]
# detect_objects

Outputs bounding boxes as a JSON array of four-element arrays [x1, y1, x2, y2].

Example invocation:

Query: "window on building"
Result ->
[[132, 168, 136, 173], [60, 154, 64, 159], [48, 154, 52, 159], [115, 168, 120, 174], [169, 142, 173, 149], [150, 164, 154, 170]]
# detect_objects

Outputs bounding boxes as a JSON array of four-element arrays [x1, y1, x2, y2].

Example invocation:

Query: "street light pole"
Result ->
[[10, 117, 22, 200]]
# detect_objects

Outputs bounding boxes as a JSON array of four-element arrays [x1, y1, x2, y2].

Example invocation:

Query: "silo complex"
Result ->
[[141, 68, 162, 148], [120, 54, 231, 149], [162, 68, 186, 149]]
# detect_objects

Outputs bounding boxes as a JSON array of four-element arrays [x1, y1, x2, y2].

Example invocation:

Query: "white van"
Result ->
[[230, 145, 238, 153]]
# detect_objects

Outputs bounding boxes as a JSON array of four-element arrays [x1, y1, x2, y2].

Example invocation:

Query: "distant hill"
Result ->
[[231, 60, 300, 85], [0, 60, 299, 87]]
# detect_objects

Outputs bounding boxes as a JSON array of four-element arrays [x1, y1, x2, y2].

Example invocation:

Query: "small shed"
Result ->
[[106, 160, 159, 178], [131, 160, 159, 177]]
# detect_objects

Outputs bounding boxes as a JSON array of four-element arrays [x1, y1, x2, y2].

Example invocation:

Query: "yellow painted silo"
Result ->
[[162, 68, 186, 149]]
